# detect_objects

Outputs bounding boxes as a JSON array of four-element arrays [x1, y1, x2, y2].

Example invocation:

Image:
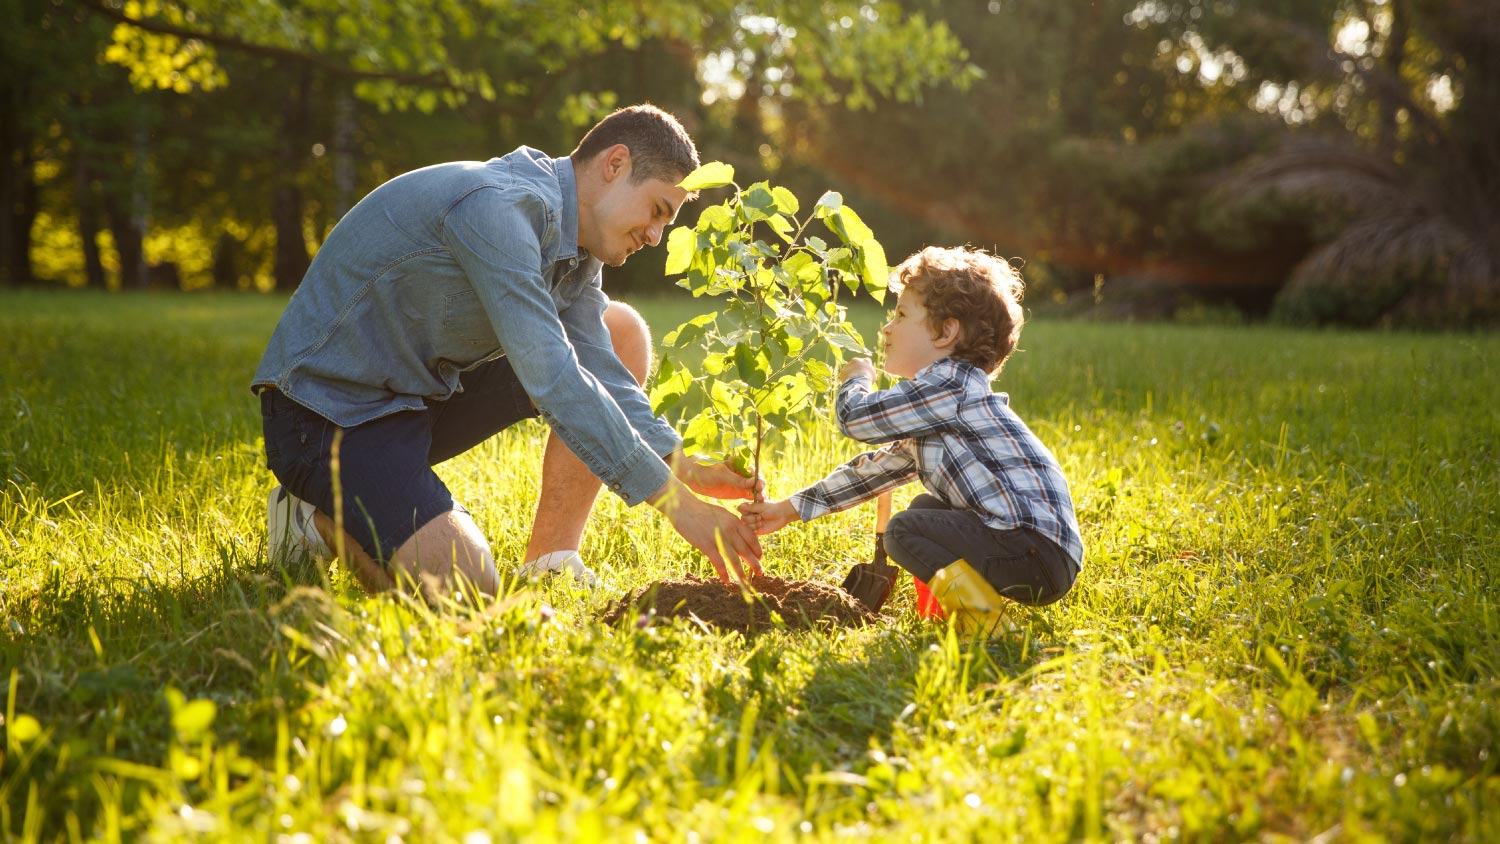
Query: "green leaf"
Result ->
[[710, 380, 741, 416], [680, 161, 734, 191], [649, 364, 691, 414], [682, 411, 720, 453], [172, 698, 217, 741], [703, 352, 729, 376], [771, 186, 800, 215], [732, 342, 768, 388], [803, 358, 834, 390], [664, 311, 716, 348], [740, 184, 777, 222], [729, 451, 752, 477], [755, 379, 792, 416], [825, 204, 875, 250], [766, 214, 795, 243], [815, 191, 843, 218], [665, 226, 695, 275], [697, 204, 735, 233], [826, 329, 869, 354], [859, 238, 890, 302]]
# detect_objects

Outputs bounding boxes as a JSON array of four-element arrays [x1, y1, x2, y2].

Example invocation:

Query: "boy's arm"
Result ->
[[787, 443, 918, 522], [835, 369, 965, 444]]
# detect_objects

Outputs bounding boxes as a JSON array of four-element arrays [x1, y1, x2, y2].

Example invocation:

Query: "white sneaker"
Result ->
[[266, 485, 333, 562], [517, 551, 599, 588]]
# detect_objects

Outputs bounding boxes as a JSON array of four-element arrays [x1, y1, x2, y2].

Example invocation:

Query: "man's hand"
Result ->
[[737, 499, 800, 536], [841, 357, 877, 383], [671, 453, 766, 502], [649, 477, 764, 583]]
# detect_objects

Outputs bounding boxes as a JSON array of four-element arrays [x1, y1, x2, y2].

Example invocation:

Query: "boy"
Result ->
[[739, 246, 1083, 632]]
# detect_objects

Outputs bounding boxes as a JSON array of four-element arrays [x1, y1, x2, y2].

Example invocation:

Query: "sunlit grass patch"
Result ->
[[2, 289, 1497, 842]]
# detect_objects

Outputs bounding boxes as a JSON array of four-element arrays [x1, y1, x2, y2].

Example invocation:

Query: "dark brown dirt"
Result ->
[[601, 575, 882, 634]]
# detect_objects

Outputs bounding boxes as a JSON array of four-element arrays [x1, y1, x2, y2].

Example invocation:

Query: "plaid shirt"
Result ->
[[790, 358, 1085, 567]]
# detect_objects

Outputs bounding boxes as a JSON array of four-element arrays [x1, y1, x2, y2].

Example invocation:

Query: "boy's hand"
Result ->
[[840, 357, 877, 383], [737, 499, 800, 535], [673, 453, 766, 501]]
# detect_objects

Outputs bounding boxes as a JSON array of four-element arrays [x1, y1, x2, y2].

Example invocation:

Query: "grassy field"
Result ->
[[2, 288, 1497, 843]]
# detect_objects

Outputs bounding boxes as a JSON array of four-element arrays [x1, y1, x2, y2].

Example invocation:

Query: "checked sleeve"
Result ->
[[834, 370, 967, 444], [788, 443, 919, 522]]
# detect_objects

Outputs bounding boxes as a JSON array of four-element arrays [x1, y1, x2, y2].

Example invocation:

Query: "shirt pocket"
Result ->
[[442, 289, 497, 349]]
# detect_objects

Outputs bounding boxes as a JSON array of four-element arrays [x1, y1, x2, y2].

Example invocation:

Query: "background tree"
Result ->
[[773, 0, 1494, 325], [6, 0, 1492, 326], [64, 0, 974, 289]]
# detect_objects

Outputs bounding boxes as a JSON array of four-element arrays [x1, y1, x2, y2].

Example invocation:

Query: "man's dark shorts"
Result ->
[[259, 355, 538, 565]]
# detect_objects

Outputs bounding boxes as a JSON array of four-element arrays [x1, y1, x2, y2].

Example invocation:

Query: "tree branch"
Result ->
[[73, 0, 469, 91]]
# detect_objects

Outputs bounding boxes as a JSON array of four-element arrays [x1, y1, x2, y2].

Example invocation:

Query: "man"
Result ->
[[253, 104, 762, 599]]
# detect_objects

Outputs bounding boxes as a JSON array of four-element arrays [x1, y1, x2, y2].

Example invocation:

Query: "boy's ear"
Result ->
[[935, 318, 961, 349]]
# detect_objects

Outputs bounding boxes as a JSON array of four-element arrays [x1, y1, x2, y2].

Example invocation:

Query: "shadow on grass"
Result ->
[[1, 544, 347, 833]]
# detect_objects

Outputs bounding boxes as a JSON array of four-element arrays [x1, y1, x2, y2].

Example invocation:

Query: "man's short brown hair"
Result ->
[[571, 104, 700, 186], [893, 246, 1025, 374]]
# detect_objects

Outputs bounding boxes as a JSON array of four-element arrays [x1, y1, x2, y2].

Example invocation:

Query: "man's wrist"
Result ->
[[647, 474, 698, 514]]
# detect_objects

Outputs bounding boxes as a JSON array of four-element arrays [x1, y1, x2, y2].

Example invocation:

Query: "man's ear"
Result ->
[[601, 144, 631, 183], [935, 318, 962, 349]]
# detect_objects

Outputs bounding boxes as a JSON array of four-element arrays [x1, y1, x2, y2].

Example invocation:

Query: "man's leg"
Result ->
[[310, 509, 498, 601], [260, 386, 502, 603], [523, 302, 653, 563]]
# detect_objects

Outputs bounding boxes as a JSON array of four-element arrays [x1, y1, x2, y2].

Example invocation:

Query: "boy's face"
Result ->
[[881, 289, 951, 379]]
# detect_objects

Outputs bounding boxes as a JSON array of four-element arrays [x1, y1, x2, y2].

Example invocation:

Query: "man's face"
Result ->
[[586, 170, 689, 267]]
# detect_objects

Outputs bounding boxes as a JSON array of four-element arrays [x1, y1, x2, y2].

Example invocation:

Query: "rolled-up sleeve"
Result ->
[[560, 283, 683, 459], [441, 187, 669, 504]]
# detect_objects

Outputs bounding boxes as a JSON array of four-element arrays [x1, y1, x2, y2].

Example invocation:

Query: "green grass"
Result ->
[[2, 288, 1498, 842]]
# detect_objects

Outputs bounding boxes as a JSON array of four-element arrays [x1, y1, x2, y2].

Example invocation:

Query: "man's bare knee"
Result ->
[[391, 510, 499, 601], [603, 301, 652, 385]]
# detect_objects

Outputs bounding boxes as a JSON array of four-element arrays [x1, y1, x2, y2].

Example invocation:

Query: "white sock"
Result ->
[[525, 550, 581, 572], [519, 550, 598, 587]]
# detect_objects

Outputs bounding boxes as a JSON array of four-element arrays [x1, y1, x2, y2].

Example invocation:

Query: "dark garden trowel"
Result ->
[[841, 492, 899, 611]]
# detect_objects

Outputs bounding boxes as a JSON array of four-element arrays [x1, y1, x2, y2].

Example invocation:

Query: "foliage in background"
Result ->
[[0, 0, 973, 291], [780, 0, 1498, 327], [650, 162, 887, 482], [4, 0, 1495, 327]]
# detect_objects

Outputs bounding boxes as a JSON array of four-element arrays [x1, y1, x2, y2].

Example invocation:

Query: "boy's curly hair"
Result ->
[[892, 246, 1025, 374]]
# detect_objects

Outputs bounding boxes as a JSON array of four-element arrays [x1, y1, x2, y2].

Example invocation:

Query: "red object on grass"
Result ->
[[913, 575, 945, 618]]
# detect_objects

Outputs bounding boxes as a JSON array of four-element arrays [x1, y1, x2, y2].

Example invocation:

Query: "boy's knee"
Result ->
[[603, 301, 652, 385]]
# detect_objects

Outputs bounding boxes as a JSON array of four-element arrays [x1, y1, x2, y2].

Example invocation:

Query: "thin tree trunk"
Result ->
[[74, 156, 106, 288], [106, 114, 151, 289], [333, 88, 356, 219], [273, 69, 311, 291], [105, 197, 145, 289], [212, 230, 240, 289], [0, 98, 37, 287], [1377, 0, 1409, 159]]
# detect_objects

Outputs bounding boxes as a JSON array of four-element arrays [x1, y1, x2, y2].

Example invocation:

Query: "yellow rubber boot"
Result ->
[[927, 559, 1012, 636]]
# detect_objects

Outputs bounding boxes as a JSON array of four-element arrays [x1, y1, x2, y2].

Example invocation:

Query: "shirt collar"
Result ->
[[914, 357, 969, 379], [915, 357, 999, 390], [552, 155, 585, 260]]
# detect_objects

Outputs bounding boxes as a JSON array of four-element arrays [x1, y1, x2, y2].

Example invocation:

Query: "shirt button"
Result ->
[[611, 482, 621, 490]]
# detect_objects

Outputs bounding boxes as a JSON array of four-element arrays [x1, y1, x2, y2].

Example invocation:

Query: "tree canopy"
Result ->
[[5, 0, 1494, 326]]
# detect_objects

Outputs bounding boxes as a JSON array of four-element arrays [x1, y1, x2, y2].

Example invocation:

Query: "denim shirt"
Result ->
[[252, 147, 680, 505]]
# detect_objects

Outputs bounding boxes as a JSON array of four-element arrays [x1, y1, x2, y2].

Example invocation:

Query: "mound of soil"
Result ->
[[602, 575, 882, 634]]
